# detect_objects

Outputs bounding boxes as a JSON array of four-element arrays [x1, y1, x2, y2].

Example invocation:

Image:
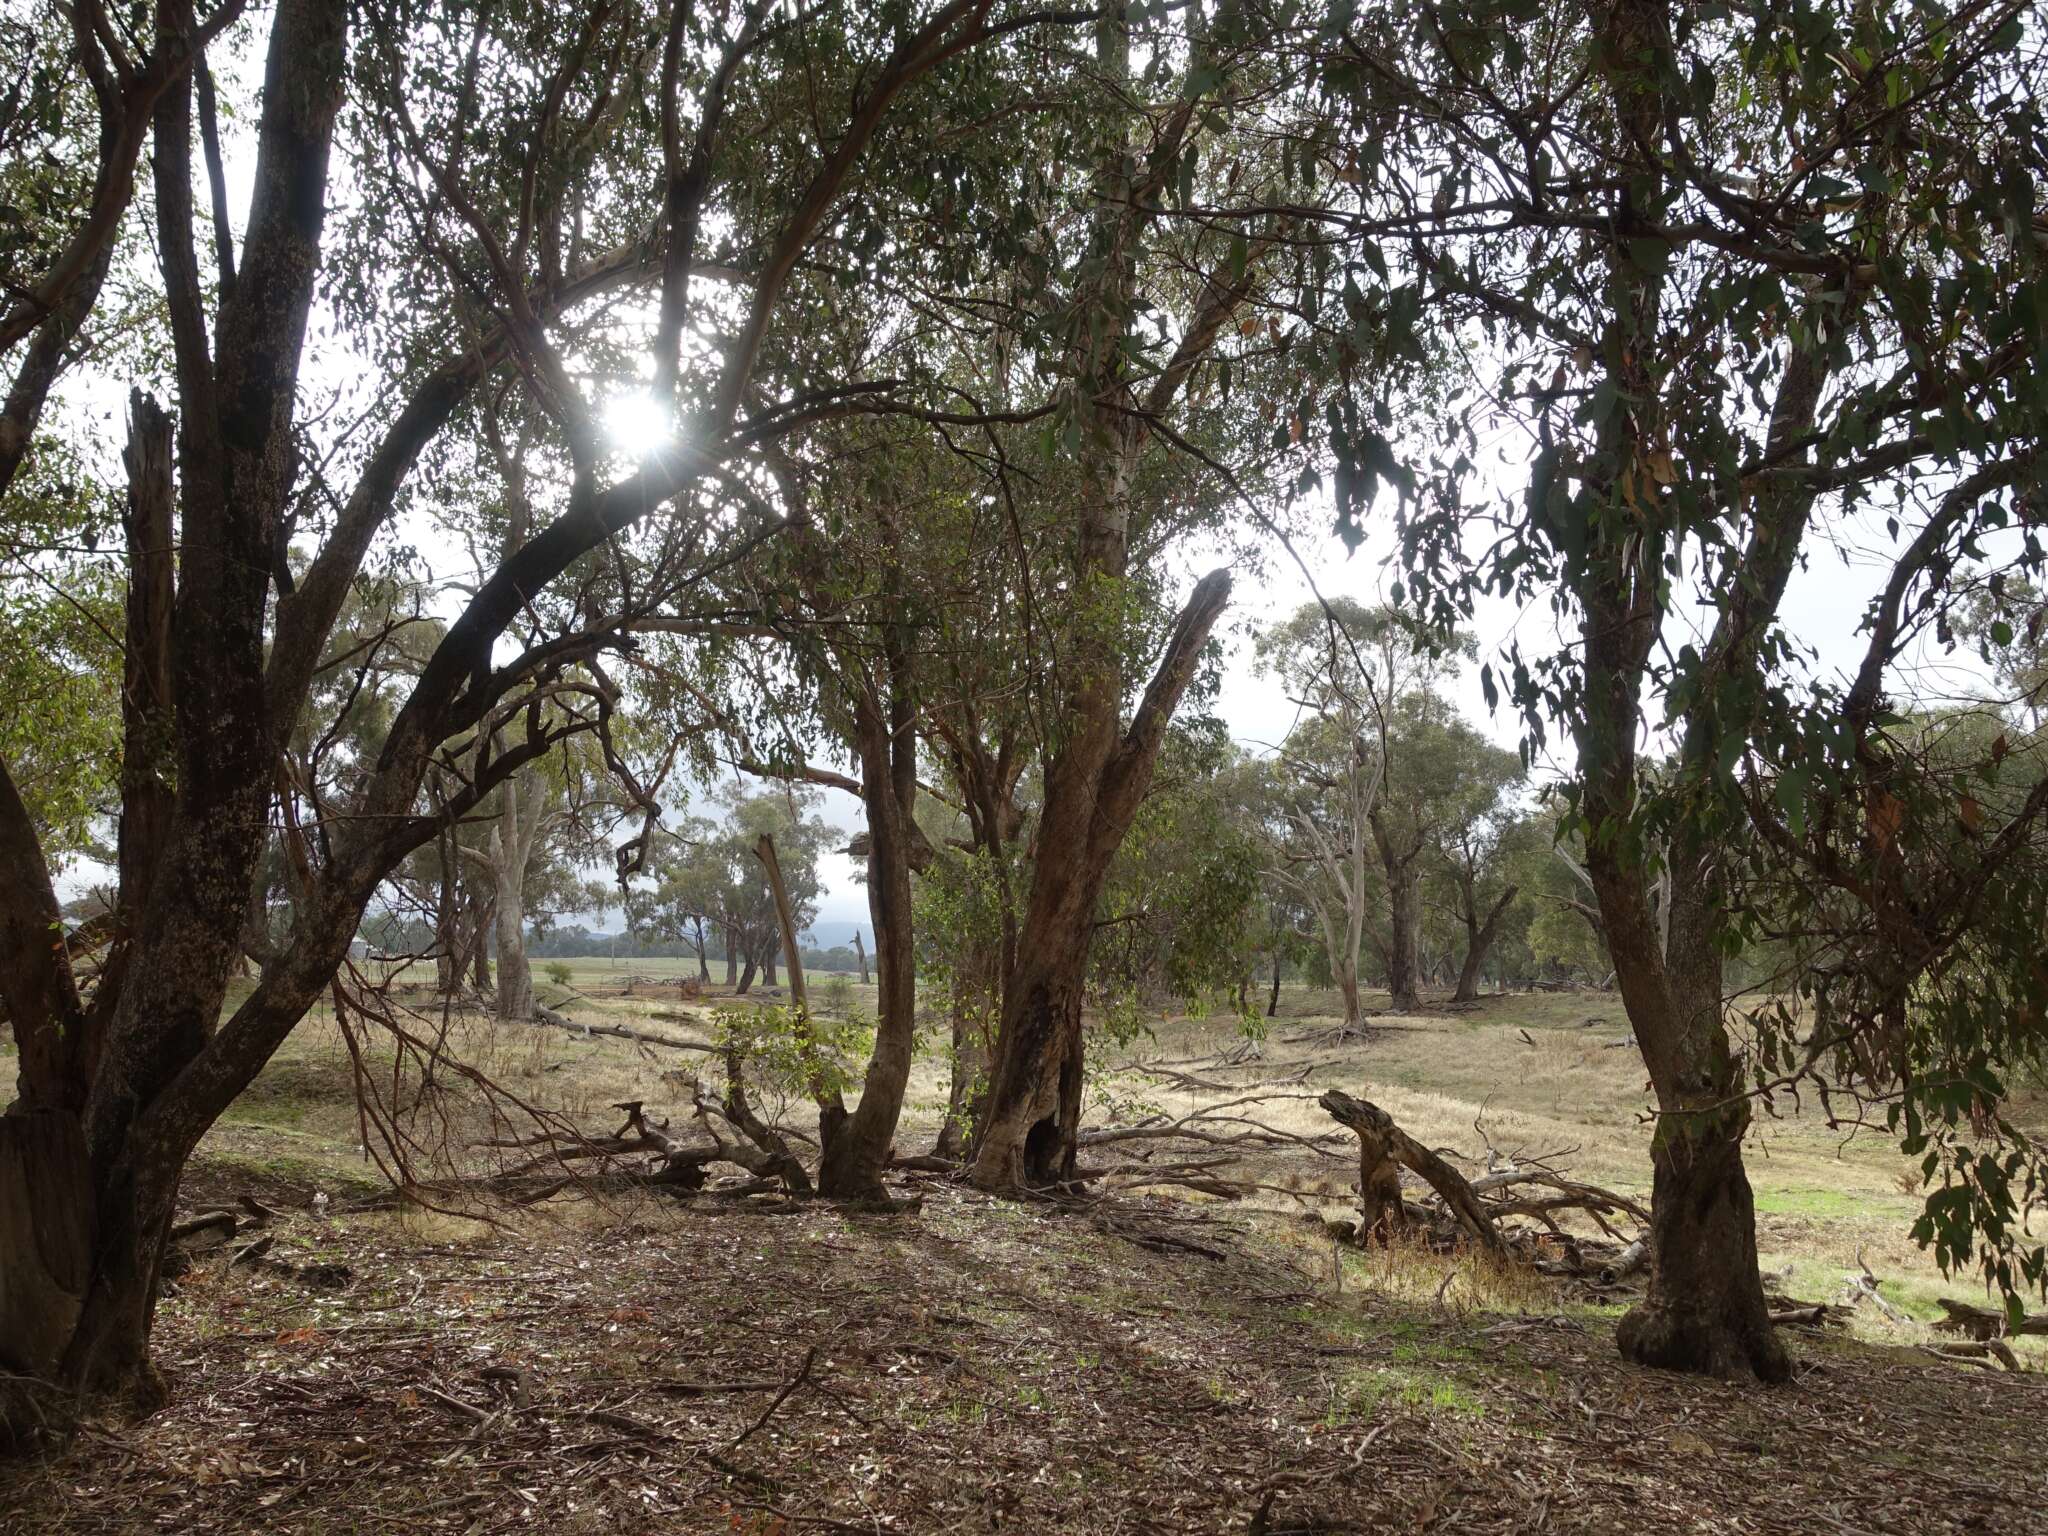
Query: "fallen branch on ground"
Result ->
[[1932, 1296, 2048, 1340], [1923, 1339, 2024, 1371], [527, 1006, 718, 1053], [1320, 1089, 1506, 1257]]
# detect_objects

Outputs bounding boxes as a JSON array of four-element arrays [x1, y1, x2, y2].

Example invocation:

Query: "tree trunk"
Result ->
[[724, 926, 738, 987], [0, 1113, 94, 1390], [735, 955, 756, 995], [1453, 885, 1518, 1004], [1616, 1099, 1788, 1380], [433, 844, 459, 996], [815, 662, 918, 1201], [470, 891, 492, 992], [693, 916, 710, 981], [493, 859, 532, 1022], [1384, 859, 1423, 1011], [971, 572, 1233, 1192], [1267, 948, 1283, 1017], [934, 938, 996, 1161], [853, 928, 869, 985], [1335, 963, 1363, 1032], [762, 952, 778, 988]]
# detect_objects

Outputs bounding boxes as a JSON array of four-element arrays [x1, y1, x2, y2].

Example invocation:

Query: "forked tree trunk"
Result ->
[[1453, 885, 1518, 1004], [968, 8, 1252, 1195], [693, 917, 710, 981], [1561, 0, 1822, 1384], [971, 571, 1231, 1192]]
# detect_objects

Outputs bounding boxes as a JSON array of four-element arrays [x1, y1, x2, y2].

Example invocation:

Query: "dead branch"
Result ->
[[1922, 1339, 2024, 1371], [731, 1346, 818, 1449], [689, 1049, 813, 1196], [530, 1007, 719, 1052], [1933, 1297, 2048, 1340], [1839, 1253, 1912, 1324], [1319, 1089, 1507, 1257]]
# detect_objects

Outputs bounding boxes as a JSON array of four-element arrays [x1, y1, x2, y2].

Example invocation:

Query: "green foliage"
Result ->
[[542, 960, 574, 989], [820, 972, 855, 1019], [1307, 0, 2048, 1302], [709, 1002, 872, 1105], [1091, 723, 1265, 1021]]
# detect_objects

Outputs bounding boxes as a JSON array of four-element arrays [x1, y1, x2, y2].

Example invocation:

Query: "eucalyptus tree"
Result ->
[[1256, 712, 1379, 1031], [1365, 692, 1522, 1008], [0, 0, 1106, 1429], [1310, 0, 2048, 1376], [968, 2, 1332, 1192], [1426, 747, 1526, 1002], [1254, 599, 1466, 1019]]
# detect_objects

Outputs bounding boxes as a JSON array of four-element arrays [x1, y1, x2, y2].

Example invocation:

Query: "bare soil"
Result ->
[[3, 1178, 2043, 1534]]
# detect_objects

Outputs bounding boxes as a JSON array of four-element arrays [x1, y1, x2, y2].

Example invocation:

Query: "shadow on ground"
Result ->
[[3, 1179, 2042, 1534]]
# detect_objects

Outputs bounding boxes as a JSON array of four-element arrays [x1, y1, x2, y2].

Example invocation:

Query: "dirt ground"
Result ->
[[4, 978, 2045, 1533], [4, 1183, 2043, 1535]]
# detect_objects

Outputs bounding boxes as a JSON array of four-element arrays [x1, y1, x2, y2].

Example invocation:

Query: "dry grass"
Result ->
[[5, 975, 2048, 1531], [131, 971, 2042, 1365]]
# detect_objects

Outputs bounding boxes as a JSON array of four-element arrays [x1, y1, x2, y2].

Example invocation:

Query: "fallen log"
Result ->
[[1933, 1297, 2048, 1340], [1923, 1339, 2024, 1371], [1599, 1239, 1648, 1285], [529, 1006, 718, 1053], [1319, 1089, 1505, 1257]]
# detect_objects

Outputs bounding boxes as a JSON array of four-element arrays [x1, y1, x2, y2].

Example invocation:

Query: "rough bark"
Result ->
[[1616, 1097, 1788, 1379], [815, 650, 919, 1201], [1320, 1089, 1505, 1257], [0, 1114, 93, 1385], [971, 570, 1232, 1191]]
